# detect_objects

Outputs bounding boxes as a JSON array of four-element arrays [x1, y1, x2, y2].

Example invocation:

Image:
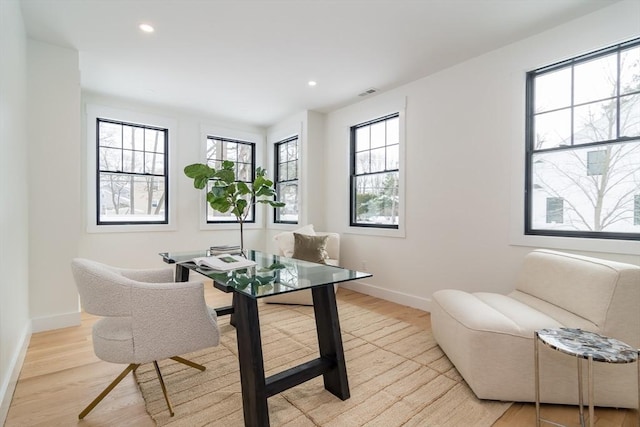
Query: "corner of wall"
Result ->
[[0, 322, 31, 425]]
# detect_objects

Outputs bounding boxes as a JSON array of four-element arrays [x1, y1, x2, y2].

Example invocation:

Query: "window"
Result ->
[[526, 38, 640, 240], [350, 113, 400, 228], [96, 118, 168, 225], [274, 136, 299, 224], [635, 195, 640, 226], [205, 136, 255, 223]]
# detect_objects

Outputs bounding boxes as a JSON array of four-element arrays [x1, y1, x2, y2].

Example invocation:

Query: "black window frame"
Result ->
[[96, 118, 169, 225], [525, 37, 640, 241], [273, 135, 299, 224], [205, 136, 256, 224], [350, 113, 400, 229]]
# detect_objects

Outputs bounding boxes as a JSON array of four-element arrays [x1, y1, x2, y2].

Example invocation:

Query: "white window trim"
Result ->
[[345, 97, 407, 238], [267, 122, 304, 230], [86, 104, 177, 233], [197, 124, 267, 231]]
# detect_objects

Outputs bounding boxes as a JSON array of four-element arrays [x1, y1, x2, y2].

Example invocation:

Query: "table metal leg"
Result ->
[[234, 293, 269, 427], [588, 356, 594, 427], [311, 284, 350, 400], [578, 356, 585, 427], [637, 351, 640, 423], [535, 332, 541, 427]]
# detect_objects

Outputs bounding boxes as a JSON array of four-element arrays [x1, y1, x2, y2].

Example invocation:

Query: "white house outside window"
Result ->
[[526, 38, 640, 241], [96, 118, 168, 225], [350, 113, 400, 229], [206, 136, 255, 223]]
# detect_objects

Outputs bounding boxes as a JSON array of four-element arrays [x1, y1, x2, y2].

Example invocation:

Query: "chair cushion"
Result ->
[[93, 317, 134, 364], [292, 233, 329, 264]]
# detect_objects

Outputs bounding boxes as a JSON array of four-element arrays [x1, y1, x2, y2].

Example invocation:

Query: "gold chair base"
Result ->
[[78, 356, 205, 419]]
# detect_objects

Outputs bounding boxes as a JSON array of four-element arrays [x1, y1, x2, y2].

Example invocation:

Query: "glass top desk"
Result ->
[[160, 250, 372, 427]]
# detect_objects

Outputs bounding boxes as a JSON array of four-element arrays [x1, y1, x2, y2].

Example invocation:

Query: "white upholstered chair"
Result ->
[[264, 225, 340, 305], [71, 258, 220, 419]]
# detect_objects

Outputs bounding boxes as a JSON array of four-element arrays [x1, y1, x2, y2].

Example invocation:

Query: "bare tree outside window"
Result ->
[[351, 114, 400, 228], [97, 119, 168, 224], [527, 39, 640, 239], [274, 136, 299, 224]]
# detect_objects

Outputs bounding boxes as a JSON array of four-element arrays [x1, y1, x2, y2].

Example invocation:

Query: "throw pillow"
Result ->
[[292, 233, 329, 264], [274, 224, 315, 257]]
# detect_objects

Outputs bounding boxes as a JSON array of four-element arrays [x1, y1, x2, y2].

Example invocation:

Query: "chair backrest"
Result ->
[[315, 232, 340, 263], [71, 258, 133, 317], [515, 249, 640, 346]]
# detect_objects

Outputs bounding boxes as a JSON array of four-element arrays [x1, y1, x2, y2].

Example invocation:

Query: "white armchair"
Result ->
[[71, 258, 220, 419], [265, 225, 340, 305]]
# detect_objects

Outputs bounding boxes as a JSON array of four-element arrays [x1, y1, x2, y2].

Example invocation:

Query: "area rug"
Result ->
[[135, 299, 512, 426]]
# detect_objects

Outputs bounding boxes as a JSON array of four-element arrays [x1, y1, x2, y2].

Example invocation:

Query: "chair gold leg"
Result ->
[[170, 356, 206, 371], [78, 363, 140, 419], [153, 361, 174, 417]]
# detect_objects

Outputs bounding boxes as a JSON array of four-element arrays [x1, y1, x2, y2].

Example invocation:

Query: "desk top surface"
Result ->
[[160, 250, 372, 299]]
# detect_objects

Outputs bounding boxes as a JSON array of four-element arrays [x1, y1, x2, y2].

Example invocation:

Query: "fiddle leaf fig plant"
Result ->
[[184, 160, 285, 253]]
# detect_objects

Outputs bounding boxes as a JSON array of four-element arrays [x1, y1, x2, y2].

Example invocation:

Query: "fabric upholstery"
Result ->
[[274, 224, 316, 257], [431, 249, 640, 408], [291, 233, 329, 264], [71, 258, 220, 365], [266, 228, 340, 305]]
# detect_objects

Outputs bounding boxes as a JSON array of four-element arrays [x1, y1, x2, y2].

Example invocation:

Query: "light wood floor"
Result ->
[[5, 286, 637, 426]]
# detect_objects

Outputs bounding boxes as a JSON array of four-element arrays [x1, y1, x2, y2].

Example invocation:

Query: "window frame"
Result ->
[[86, 104, 177, 233], [204, 135, 256, 224], [349, 113, 401, 230], [95, 118, 169, 226], [273, 135, 299, 225], [525, 38, 640, 241]]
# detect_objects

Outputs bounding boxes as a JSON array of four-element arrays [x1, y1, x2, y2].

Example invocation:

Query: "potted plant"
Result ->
[[184, 160, 285, 254]]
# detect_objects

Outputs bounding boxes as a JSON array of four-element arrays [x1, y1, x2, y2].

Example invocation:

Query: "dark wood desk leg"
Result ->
[[312, 285, 350, 400], [234, 293, 269, 427], [230, 293, 237, 327], [175, 264, 190, 282]]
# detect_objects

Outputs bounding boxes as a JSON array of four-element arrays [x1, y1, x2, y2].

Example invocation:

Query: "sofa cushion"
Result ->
[[433, 290, 564, 338], [515, 250, 620, 328]]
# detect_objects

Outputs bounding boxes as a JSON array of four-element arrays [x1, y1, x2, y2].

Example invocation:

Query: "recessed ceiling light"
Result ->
[[308, 81, 317, 87], [139, 23, 155, 33]]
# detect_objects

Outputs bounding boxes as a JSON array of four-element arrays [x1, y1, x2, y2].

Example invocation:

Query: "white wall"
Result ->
[[0, 0, 31, 422], [78, 93, 270, 267], [325, 0, 640, 311], [265, 110, 327, 253], [17, 0, 640, 337], [27, 40, 82, 332]]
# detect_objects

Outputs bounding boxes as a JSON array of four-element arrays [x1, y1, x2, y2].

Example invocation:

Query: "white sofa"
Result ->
[[264, 226, 340, 305], [431, 249, 640, 408]]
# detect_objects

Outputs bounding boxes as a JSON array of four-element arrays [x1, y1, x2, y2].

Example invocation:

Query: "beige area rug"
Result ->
[[135, 299, 512, 426]]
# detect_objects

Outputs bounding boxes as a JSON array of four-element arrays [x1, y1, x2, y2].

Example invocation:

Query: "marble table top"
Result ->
[[536, 328, 638, 363]]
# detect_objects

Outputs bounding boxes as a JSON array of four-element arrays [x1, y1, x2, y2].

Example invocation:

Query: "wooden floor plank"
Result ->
[[4, 286, 636, 426]]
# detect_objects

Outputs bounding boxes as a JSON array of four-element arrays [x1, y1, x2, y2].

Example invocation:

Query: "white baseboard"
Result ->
[[341, 280, 432, 312], [31, 311, 81, 333], [0, 322, 32, 426]]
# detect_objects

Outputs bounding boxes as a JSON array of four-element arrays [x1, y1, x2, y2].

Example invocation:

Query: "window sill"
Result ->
[[87, 223, 177, 233], [345, 225, 405, 238], [509, 233, 640, 256]]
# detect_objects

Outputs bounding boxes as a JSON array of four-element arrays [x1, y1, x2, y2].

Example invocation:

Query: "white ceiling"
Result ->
[[20, 0, 620, 127]]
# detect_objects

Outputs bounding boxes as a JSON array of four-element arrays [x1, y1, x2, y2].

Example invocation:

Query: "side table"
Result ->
[[534, 328, 639, 427]]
